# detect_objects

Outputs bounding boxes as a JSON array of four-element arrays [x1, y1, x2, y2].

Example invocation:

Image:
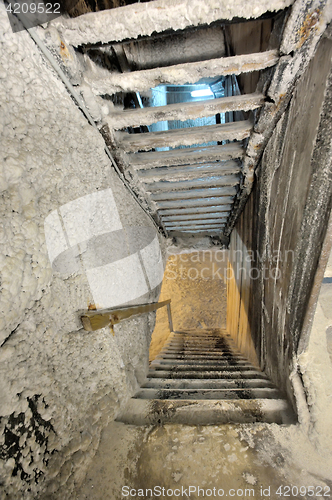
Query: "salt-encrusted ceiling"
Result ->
[[47, 0, 332, 242]]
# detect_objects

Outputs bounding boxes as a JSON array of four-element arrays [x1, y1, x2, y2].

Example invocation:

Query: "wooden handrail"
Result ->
[[81, 299, 172, 332]]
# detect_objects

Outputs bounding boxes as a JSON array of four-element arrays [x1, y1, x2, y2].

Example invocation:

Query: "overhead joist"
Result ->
[[106, 93, 265, 129], [145, 175, 240, 193], [171, 228, 222, 234], [138, 160, 241, 182], [151, 186, 237, 201], [169, 224, 225, 231], [90, 51, 279, 95], [127, 142, 244, 169], [156, 196, 235, 209], [165, 218, 227, 227], [53, 0, 294, 47], [161, 207, 232, 217], [117, 120, 252, 152], [162, 212, 229, 222]]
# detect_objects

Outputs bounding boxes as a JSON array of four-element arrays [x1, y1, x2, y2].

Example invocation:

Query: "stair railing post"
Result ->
[[166, 303, 173, 332]]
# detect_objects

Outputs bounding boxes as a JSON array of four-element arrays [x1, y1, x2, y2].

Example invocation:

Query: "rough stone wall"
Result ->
[[228, 33, 332, 403], [0, 6, 164, 498]]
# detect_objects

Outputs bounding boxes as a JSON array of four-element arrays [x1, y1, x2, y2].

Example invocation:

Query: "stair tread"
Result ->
[[148, 370, 269, 379], [143, 378, 275, 388], [135, 387, 282, 400], [150, 365, 261, 372], [116, 398, 296, 425], [123, 330, 296, 426], [151, 359, 252, 365]]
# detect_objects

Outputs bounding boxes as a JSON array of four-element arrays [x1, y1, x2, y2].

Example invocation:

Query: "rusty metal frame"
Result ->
[[81, 299, 172, 332]]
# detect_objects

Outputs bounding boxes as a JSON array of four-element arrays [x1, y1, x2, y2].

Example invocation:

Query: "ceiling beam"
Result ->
[[145, 175, 240, 193], [138, 160, 241, 182], [116, 120, 252, 152], [53, 0, 294, 47], [89, 51, 279, 95], [106, 93, 265, 129], [156, 196, 235, 209], [127, 142, 244, 169]]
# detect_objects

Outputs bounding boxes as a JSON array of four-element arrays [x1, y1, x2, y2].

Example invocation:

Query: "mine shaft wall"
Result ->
[[227, 34, 332, 401], [0, 6, 165, 499], [227, 192, 259, 368]]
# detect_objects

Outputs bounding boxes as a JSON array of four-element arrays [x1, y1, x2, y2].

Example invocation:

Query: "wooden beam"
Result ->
[[117, 120, 252, 152], [165, 218, 227, 227], [53, 0, 293, 47], [127, 142, 244, 169], [81, 299, 171, 331], [151, 186, 237, 201], [107, 93, 265, 129], [159, 205, 232, 215], [169, 224, 225, 231], [162, 212, 230, 221], [172, 228, 223, 233], [156, 196, 235, 209], [89, 51, 279, 95], [138, 160, 241, 182], [145, 174, 240, 193]]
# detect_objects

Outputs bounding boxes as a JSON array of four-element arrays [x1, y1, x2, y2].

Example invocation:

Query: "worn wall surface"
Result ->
[[228, 34, 332, 404], [226, 193, 259, 367], [0, 6, 164, 499]]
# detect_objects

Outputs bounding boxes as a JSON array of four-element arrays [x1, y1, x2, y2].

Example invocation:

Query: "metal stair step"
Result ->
[[142, 378, 275, 390], [147, 370, 268, 379], [134, 387, 282, 400], [160, 348, 240, 355], [150, 362, 258, 371], [150, 359, 252, 367], [155, 353, 247, 360]]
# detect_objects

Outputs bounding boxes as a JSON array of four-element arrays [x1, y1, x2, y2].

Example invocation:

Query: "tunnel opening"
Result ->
[[1, 0, 332, 497]]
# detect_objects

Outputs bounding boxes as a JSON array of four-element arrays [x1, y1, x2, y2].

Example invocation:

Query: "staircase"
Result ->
[[117, 329, 296, 425]]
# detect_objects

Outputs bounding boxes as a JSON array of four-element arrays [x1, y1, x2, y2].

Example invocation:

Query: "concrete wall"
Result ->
[[227, 34, 332, 404], [0, 6, 164, 499]]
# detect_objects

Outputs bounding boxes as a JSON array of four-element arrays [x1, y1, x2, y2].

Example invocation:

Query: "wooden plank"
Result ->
[[90, 51, 279, 95], [151, 186, 237, 201], [169, 224, 225, 231], [81, 299, 171, 331], [53, 0, 293, 47], [117, 120, 252, 152], [171, 229, 223, 234], [145, 174, 240, 193], [156, 196, 235, 209], [128, 142, 244, 169], [165, 218, 227, 227], [138, 160, 241, 182], [107, 93, 265, 129], [162, 212, 230, 221], [159, 205, 232, 215]]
